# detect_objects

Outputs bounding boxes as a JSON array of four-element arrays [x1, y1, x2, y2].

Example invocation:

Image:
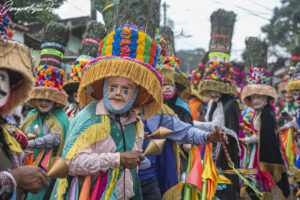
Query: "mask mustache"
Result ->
[[0, 89, 7, 96], [109, 95, 125, 103]]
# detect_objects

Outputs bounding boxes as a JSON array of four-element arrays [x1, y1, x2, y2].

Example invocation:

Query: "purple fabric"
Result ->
[[68, 176, 78, 200], [97, 172, 108, 200], [200, 144, 206, 158]]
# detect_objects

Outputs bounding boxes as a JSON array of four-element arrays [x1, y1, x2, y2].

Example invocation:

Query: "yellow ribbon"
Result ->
[[208, 52, 230, 59]]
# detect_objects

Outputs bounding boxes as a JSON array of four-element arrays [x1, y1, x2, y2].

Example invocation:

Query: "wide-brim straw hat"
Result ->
[[241, 84, 276, 108], [28, 87, 67, 109], [78, 56, 163, 119], [278, 81, 287, 93], [288, 80, 300, 91], [0, 40, 34, 114], [198, 79, 237, 97]]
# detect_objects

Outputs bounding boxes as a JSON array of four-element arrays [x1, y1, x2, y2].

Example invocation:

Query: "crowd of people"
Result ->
[[1, 1, 300, 200]]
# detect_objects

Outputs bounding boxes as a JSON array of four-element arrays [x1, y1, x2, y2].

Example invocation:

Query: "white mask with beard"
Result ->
[[208, 90, 222, 102], [0, 70, 10, 110], [251, 94, 268, 109]]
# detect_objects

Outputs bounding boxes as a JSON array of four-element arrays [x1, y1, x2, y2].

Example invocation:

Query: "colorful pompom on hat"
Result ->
[[63, 21, 106, 96], [28, 22, 69, 109], [198, 9, 237, 97], [287, 57, 300, 91], [0, 5, 34, 114], [162, 56, 191, 95], [78, 0, 163, 118], [241, 37, 276, 108]]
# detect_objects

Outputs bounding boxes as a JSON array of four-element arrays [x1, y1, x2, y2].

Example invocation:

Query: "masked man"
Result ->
[[0, 8, 48, 199]]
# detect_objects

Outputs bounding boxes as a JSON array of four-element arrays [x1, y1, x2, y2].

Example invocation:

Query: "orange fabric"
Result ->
[[24, 150, 34, 165], [186, 146, 204, 191], [281, 129, 289, 148], [79, 175, 91, 200], [32, 150, 45, 166], [188, 98, 203, 121]]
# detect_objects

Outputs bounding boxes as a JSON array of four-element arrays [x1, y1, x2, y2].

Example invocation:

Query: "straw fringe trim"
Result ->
[[241, 85, 276, 108], [156, 67, 175, 85], [0, 40, 34, 114], [78, 58, 163, 119], [198, 79, 237, 97], [288, 80, 300, 91], [28, 87, 68, 109]]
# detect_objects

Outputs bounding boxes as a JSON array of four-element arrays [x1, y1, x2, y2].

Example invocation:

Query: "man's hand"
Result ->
[[239, 138, 246, 143], [11, 166, 48, 194], [120, 150, 145, 168], [207, 129, 228, 144]]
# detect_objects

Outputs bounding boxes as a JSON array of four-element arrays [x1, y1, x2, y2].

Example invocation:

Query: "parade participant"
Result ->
[[139, 61, 227, 200], [50, 1, 164, 199], [63, 20, 106, 121], [189, 67, 206, 121], [193, 9, 240, 200], [0, 6, 48, 199], [20, 22, 70, 200], [241, 67, 291, 199]]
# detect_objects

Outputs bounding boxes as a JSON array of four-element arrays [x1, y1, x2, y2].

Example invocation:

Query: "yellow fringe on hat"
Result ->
[[28, 87, 68, 109], [191, 89, 204, 102], [198, 79, 237, 97], [241, 84, 276, 108], [78, 58, 163, 119], [156, 67, 176, 85], [288, 80, 300, 91], [57, 115, 110, 200]]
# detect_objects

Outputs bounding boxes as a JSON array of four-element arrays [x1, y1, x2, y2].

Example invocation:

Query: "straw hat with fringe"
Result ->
[[63, 21, 106, 96], [162, 56, 191, 96], [78, 0, 163, 119], [278, 81, 287, 94], [241, 37, 276, 107], [198, 9, 237, 97], [241, 69, 276, 108], [0, 6, 34, 114], [287, 62, 300, 91], [28, 22, 69, 109]]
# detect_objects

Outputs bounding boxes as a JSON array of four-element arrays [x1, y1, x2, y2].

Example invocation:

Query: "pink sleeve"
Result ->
[[69, 147, 120, 176]]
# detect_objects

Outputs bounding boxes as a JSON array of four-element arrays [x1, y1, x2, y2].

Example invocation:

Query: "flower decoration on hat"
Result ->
[[246, 67, 271, 86], [0, 5, 13, 39], [203, 61, 233, 83], [28, 22, 69, 109]]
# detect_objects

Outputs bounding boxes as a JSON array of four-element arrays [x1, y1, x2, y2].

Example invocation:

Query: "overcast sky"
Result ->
[[55, 0, 284, 61]]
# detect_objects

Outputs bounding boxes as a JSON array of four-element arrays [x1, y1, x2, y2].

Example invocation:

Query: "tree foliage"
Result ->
[[0, 0, 65, 24], [176, 48, 206, 74], [261, 0, 300, 55]]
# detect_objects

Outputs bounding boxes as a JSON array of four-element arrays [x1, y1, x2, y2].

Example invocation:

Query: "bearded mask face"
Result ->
[[163, 84, 177, 99], [0, 70, 10, 111], [37, 99, 54, 113], [251, 94, 267, 109], [208, 90, 222, 102], [105, 77, 138, 112]]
